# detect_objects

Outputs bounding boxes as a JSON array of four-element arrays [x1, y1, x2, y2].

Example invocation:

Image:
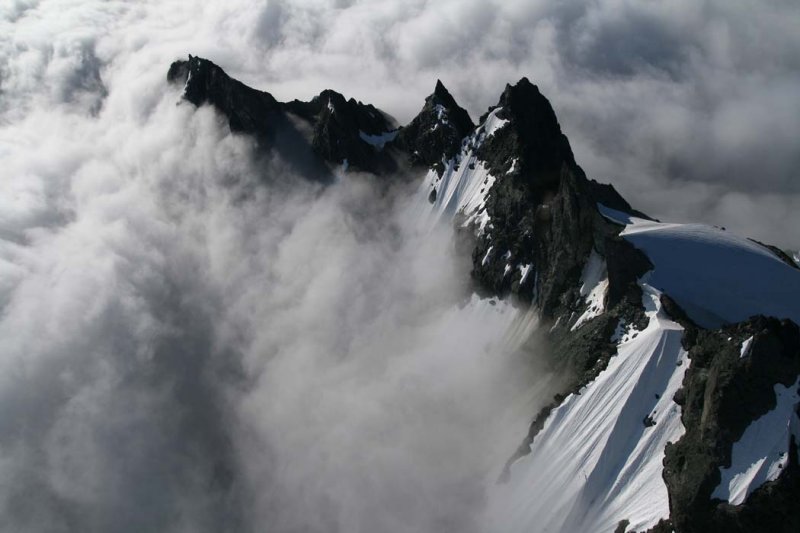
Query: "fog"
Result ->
[[2, 1, 798, 531], [0, 65, 548, 531]]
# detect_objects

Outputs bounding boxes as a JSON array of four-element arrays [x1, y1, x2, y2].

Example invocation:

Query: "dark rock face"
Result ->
[[168, 56, 398, 174], [395, 80, 475, 175], [661, 317, 800, 533], [469, 79, 625, 318], [168, 56, 280, 137], [477, 78, 575, 184], [604, 237, 653, 309], [284, 90, 398, 174], [588, 180, 653, 221]]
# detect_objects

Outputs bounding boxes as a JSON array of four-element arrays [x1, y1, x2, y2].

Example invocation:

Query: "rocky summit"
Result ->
[[168, 55, 800, 533]]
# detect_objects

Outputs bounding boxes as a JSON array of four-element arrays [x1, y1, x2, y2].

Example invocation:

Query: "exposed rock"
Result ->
[[168, 55, 398, 174], [588, 179, 653, 220], [168, 56, 280, 136], [662, 317, 800, 532], [394, 80, 475, 175], [284, 89, 399, 174], [748, 238, 800, 270]]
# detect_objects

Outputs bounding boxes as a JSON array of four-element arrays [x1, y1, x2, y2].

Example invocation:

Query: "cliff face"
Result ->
[[167, 55, 800, 532]]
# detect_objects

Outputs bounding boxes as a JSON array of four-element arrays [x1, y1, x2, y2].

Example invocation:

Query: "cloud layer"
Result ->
[[3, 0, 800, 246]]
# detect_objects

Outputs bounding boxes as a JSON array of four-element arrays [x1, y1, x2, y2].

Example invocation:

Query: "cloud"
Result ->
[[1, 6, 553, 529], [0, 1, 798, 531], [3, 1, 800, 247], [203, 0, 800, 249]]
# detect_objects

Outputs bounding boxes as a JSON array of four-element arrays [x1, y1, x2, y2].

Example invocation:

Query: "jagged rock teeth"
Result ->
[[167, 55, 398, 173]]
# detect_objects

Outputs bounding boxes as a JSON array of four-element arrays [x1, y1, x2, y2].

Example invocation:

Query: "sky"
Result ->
[[0, 1, 799, 531]]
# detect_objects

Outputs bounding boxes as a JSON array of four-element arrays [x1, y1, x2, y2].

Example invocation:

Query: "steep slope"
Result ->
[[165, 56, 800, 533], [487, 282, 689, 533]]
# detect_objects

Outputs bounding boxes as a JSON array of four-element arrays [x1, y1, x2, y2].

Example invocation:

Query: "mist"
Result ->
[[0, 64, 549, 531]]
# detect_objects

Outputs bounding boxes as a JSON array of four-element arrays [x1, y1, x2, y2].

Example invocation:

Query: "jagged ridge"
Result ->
[[166, 55, 800, 533]]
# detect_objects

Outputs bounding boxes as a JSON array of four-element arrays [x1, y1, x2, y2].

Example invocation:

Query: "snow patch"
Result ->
[[482, 246, 494, 267], [506, 158, 518, 174], [611, 319, 641, 345], [183, 67, 192, 92], [712, 378, 800, 505], [359, 129, 398, 150], [571, 250, 609, 331], [518, 264, 532, 285], [482, 107, 509, 137], [414, 108, 516, 233], [739, 336, 754, 359], [417, 155, 495, 234], [434, 104, 449, 124]]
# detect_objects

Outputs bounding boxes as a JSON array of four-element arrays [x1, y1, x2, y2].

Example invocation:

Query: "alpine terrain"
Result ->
[[163, 55, 800, 533]]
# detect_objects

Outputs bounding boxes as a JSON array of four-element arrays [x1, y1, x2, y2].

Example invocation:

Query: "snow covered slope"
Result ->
[[599, 205, 800, 329], [417, 108, 510, 233], [485, 283, 689, 533]]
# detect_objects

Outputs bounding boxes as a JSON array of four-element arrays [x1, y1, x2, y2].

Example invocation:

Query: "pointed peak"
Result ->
[[434, 79, 449, 98], [427, 79, 461, 109], [422, 79, 474, 132]]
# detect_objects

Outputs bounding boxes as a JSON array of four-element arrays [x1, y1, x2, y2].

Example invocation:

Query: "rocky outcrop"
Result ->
[[168, 56, 398, 174], [394, 80, 475, 175], [660, 316, 800, 533], [168, 55, 281, 137], [468, 79, 645, 320], [284, 89, 399, 174]]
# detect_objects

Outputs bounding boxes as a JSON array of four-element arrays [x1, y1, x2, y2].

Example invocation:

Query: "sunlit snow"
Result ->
[[486, 281, 689, 533], [598, 204, 800, 329]]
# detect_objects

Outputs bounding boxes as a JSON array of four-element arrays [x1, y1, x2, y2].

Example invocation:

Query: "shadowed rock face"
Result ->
[[284, 89, 398, 173], [660, 316, 800, 533], [395, 80, 475, 175], [468, 78, 623, 318], [478, 77, 575, 187], [168, 56, 280, 136], [168, 56, 398, 174], [166, 55, 800, 532]]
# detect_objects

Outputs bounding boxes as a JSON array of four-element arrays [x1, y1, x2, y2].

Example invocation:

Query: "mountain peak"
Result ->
[[433, 79, 449, 98], [476, 76, 575, 190], [395, 81, 474, 173], [167, 55, 279, 135]]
